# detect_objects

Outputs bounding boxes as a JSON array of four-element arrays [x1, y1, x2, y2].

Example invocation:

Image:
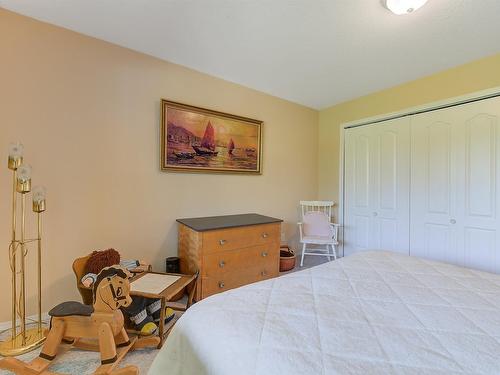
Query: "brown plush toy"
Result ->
[[85, 248, 120, 274]]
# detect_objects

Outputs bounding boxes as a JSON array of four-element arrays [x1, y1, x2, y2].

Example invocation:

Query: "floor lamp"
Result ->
[[0, 143, 47, 356]]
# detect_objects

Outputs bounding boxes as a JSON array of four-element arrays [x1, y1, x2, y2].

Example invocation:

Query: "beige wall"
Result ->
[[0, 9, 318, 321], [318, 53, 500, 211]]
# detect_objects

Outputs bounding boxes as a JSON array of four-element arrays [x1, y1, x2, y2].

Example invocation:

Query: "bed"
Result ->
[[148, 251, 500, 374]]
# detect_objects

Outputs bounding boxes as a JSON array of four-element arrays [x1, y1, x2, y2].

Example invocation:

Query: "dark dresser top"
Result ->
[[177, 213, 283, 232]]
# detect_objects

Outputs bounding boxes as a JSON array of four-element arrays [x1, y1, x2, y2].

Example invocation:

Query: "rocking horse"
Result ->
[[0, 266, 160, 375]]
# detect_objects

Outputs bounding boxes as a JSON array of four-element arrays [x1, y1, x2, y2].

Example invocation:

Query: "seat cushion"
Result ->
[[301, 235, 337, 245], [49, 301, 94, 317]]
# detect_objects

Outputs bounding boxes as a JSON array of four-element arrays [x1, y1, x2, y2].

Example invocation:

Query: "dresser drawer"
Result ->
[[202, 266, 278, 298], [202, 244, 278, 277], [202, 223, 280, 253]]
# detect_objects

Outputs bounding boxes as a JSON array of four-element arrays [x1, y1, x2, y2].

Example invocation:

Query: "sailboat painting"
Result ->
[[161, 100, 263, 174]]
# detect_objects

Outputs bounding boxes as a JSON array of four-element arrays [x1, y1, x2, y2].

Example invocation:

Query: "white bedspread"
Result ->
[[149, 251, 500, 374]]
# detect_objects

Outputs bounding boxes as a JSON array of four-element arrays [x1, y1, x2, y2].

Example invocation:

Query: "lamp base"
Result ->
[[0, 327, 46, 356]]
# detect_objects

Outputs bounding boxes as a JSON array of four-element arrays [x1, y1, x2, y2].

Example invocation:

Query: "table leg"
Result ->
[[158, 297, 166, 349]]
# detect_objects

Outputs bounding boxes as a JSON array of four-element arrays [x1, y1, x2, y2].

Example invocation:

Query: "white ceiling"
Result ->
[[2, 0, 500, 109]]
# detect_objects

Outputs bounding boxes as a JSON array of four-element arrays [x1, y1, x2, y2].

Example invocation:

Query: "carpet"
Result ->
[[0, 321, 158, 374]]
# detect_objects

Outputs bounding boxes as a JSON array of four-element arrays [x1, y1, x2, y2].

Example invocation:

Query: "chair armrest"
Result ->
[[329, 223, 340, 241]]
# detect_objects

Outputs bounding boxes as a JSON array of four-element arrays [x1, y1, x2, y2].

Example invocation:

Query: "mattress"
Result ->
[[148, 251, 500, 374]]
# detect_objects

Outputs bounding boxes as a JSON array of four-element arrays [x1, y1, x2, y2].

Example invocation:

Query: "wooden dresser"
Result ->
[[177, 214, 282, 300]]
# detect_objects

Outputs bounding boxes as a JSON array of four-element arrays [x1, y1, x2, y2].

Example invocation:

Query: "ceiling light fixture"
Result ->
[[385, 0, 429, 15]]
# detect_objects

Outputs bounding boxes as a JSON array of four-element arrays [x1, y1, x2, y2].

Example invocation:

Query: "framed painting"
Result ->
[[160, 100, 263, 174]]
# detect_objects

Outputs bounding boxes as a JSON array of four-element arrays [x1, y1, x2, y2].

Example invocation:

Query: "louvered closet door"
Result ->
[[344, 118, 410, 256], [410, 96, 500, 273]]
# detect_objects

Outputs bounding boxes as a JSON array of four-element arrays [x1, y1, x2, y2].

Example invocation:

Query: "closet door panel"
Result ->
[[379, 218, 398, 250], [344, 118, 410, 256], [464, 228, 496, 272], [411, 96, 500, 272], [378, 130, 397, 210], [464, 114, 497, 221], [410, 114, 457, 263], [373, 120, 410, 254], [427, 123, 452, 215], [353, 215, 371, 250], [354, 134, 371, 209], [344, 126, 376, 255], [454, 99, 500, 273], [424, 224, 452, 261]]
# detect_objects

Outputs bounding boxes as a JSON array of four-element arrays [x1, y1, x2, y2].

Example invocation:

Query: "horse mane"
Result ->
[[92, 266, 129, 305]]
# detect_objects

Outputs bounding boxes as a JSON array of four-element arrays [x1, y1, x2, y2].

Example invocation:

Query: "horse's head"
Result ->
[[93, 266, 132, 312]]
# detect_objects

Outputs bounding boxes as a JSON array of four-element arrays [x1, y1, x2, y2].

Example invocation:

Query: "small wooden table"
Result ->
[[130, 271, 197, 348]]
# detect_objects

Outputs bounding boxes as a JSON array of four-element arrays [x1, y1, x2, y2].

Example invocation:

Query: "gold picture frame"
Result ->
[[160, 100, 263, 174]]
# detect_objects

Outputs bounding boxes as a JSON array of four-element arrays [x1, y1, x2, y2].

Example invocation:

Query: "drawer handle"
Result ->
[[218, 281, 225, 288], [261, 270, 267, 277], [219, 260, 225, 268], [262, 233, 269, 238], [219, 239, 227, 246], [261, 251, 268, 257]]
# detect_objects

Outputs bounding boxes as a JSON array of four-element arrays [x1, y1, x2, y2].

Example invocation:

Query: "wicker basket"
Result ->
[[279, 245, 296, 272]]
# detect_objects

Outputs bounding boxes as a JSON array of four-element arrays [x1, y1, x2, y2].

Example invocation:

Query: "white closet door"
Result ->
[[344, 118, 410, 256], [373, 120, 410, 253], [344, 125, 375, 256], [410, 110, 458, 264], [410, 96, 500, 273], [453, 98, 500, 272]]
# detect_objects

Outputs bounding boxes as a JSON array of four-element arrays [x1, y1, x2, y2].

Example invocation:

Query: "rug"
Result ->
[[0, 321, 158, 374]]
